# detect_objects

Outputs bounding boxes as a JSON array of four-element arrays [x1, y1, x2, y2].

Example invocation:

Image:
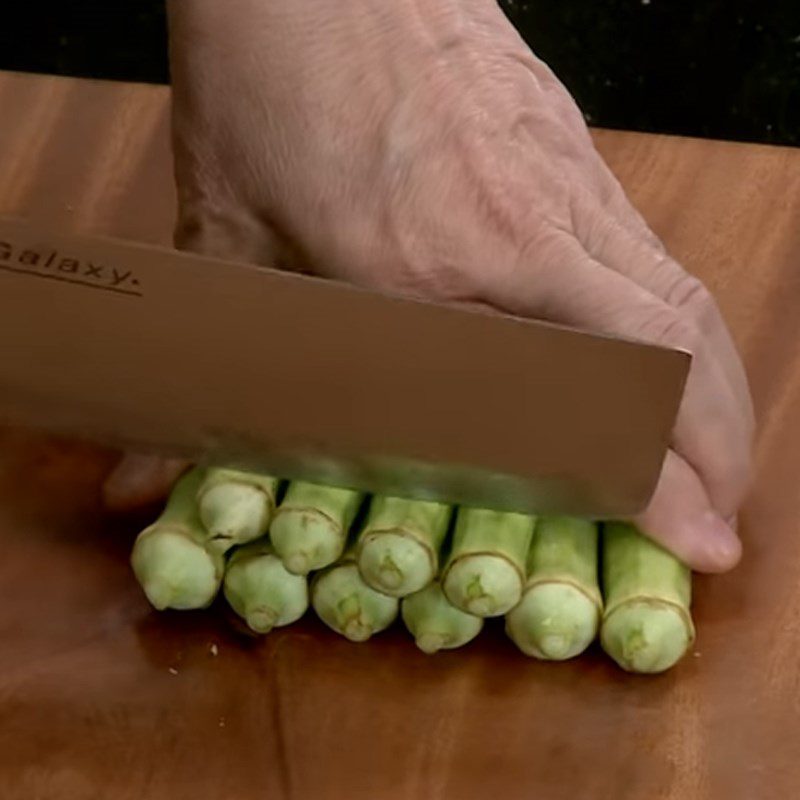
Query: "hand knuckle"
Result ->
[[667, 273, 720, 328]]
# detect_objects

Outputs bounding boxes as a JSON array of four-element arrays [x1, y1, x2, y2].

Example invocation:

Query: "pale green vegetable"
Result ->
[[356, 496, 451, 597], [196, 467, 279, 552], [505, 516, 601, 660], [270, 481, 363, 575], [401, 580, 483, 654], [131, 467, 224, 610], [222, 538, 308, 634], [600, 522, 695, 674], [441, 507, 534, 617], [311, 546, 399, 642]]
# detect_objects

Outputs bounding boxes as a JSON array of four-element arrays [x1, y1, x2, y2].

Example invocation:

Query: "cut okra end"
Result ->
[[198, 482, 272, 552], [312, 562, 399, 642], [131, 527, 223, 611], [245, 608, 280, 634], [601, 601, 695, 674], [505, 582, 601, 661], [223, 545, 309, 635], [401, 582, 483, 654], [442, 554, 524, 617], [335, 594, 374, 643], [357, 531, 436, 597], [270, 508, 346, 575]]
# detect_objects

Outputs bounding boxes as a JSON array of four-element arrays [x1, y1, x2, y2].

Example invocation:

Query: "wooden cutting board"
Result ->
[[1, 70, 799, 800]]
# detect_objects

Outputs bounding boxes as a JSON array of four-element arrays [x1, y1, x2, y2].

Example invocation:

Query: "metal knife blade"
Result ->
[[0, 215, 690, 517]]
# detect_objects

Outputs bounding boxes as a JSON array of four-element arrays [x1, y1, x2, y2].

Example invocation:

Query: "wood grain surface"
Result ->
[[1, 71, 799, 800]]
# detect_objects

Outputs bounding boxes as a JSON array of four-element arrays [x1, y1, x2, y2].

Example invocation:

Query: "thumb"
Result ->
[[633, 450, 742, 574]]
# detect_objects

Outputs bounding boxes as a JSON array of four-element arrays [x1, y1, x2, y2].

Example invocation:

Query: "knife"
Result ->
[[0, 215, 690, 517]]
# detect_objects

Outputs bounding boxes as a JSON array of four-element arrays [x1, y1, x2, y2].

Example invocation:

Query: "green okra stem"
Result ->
[[130, 467, 225, 610], [401, 580, 483, 654], [600, 522, 695, 674], [505, 516, 602, 660], [441, 507, 535, 617], [270, 481, 363, 575], [356, 496, 452, 597], [222, 537, 308, 634], [311, 545, 399, 642], [196, 467, 279, 553]]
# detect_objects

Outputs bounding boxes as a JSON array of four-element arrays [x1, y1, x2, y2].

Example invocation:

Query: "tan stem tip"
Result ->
[[246, 607, 278, 634], [285, 552, 311, 576], [415, 632, 449, 654], [342, 618, 372, 642]]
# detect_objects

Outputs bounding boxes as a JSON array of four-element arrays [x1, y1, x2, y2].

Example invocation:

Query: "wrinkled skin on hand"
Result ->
[[104, 0, 754, 573]]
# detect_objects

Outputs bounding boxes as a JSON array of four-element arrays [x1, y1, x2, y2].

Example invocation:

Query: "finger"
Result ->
[[572, 195, 755, 426], [482, 228, 752, 517], [102, 454, 190, 512], [633, 449, 742, 574]]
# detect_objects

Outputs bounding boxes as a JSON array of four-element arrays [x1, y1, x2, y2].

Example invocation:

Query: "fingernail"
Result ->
[[698, 511, 741, 570]]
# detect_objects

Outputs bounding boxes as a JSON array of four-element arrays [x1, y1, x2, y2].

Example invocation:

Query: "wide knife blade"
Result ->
[[0, 215, 690, 517]]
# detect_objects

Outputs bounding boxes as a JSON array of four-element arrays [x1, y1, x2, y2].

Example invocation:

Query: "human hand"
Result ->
[[104, 0, 754, 573]]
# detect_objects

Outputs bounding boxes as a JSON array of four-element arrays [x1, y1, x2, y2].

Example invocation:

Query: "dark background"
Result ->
[[0, 1, 798, 147]]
